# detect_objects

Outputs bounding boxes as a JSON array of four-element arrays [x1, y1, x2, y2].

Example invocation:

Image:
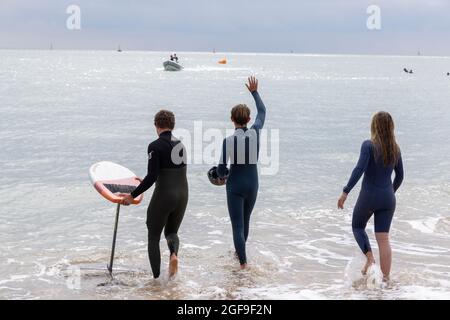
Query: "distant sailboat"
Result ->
[[50, 43, 53, 50], [117, 45, 122, 52], [417, 50, 421, 56]]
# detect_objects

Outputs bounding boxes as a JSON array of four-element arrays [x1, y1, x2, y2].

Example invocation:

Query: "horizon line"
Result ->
[[0, 48, 449, 59]]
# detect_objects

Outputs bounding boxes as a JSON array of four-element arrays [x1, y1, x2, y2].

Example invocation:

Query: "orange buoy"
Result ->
[[218, 59, 227, 65]]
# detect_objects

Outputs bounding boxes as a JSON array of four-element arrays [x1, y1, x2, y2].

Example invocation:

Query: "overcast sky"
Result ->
[[0, 0, 449, 55]]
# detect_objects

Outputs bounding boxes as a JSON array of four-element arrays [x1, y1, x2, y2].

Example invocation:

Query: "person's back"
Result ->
[[131, 130, 186, 197], [338, 111, 404, 281], [343, 139, 403, 195], [221, 125, 260, 191], [361, 140, 399, 189], [123, 110, 188, 279], [216, 77, 266, 269], [150, 131, 188, 214], [218, 89, 266, 178], [150, 131, 187, 196]]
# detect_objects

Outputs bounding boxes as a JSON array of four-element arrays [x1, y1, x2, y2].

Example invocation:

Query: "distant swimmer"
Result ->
[[338, 112, 404, 282], [215, 76, 266, 270], [447, 72, 449, 76], [121, 110, 188, 279], [403, 68, 413, 74]]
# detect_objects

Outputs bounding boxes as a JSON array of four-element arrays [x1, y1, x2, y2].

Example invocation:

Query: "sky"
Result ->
[[0, 0, 449, 55]]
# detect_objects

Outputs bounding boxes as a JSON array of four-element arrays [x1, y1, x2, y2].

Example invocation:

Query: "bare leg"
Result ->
[[362, 251, 376, 275], [375, 232, 391, 280], [169, 253, 178, 278]]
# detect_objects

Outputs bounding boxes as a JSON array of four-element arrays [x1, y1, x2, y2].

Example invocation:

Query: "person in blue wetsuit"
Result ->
[[216, 76, 266, 270], [338, 111, 404, 281]]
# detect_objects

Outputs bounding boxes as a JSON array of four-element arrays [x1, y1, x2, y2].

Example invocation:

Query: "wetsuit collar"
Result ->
[[235, 127, 248, 132], [159, 130, 172, 137]]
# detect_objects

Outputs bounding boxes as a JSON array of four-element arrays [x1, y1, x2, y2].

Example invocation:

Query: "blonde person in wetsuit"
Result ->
[[338, 112, 404, 281]]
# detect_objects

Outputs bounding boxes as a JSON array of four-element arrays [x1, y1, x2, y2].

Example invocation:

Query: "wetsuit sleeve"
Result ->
[[343, 141, 371, 194], [131, 145, 160, 198], [393, 153, 404, 193], [217, 138, 229, 178], [250, 91, 266, 131]]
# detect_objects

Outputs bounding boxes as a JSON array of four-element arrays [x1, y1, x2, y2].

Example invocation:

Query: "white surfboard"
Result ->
[[89, 161, 143, 205]]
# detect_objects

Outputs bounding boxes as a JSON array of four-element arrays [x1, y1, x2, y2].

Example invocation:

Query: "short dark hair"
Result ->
[[154, 110, 175, 130], [231, 104, 251, 126]]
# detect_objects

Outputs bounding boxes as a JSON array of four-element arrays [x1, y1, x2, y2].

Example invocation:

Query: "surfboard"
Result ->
[[89, 161, 143, 205]]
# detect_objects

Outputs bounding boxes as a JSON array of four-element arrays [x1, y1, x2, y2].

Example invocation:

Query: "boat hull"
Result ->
[[163, 60, 183, 71]]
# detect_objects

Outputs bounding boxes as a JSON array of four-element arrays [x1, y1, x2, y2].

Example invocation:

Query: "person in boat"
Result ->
[[174, 54, 179, 63], [170, 54, 174, 62]]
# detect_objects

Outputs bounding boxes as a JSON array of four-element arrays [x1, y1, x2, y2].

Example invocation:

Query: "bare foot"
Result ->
[[362, 252, 375, 276], [240, 263, 247, 270], [169, 254, 178, 278], [382, 275, 390, 283]]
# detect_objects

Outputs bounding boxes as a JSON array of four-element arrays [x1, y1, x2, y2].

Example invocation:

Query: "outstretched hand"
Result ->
[[337, 192, 348, 209], [245, 76, 258, 93]]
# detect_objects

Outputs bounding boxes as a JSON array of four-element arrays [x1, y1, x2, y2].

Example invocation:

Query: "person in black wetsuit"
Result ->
[[121, 110, 188, 279], [338, 111, 404, 281], [216, 76, 266, 270]]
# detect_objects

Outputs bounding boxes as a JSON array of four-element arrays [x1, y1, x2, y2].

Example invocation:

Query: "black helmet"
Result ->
[[207, 166, 228, 186]]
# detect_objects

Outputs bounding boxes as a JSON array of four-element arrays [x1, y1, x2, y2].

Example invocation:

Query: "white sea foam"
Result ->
[[208, 230, 223, 235], [406, 218, 440, 234]]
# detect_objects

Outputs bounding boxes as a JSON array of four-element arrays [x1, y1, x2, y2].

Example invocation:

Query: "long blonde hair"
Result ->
[[371, 112, 400, 166]]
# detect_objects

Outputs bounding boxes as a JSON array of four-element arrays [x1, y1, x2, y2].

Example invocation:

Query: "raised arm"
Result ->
[[343, 141, 372, 194], [246, 76, 266, 131], [393, 153, 404, 192]]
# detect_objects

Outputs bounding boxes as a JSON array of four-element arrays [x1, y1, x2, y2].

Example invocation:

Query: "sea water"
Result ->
[[0, 50, 449, 299]]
